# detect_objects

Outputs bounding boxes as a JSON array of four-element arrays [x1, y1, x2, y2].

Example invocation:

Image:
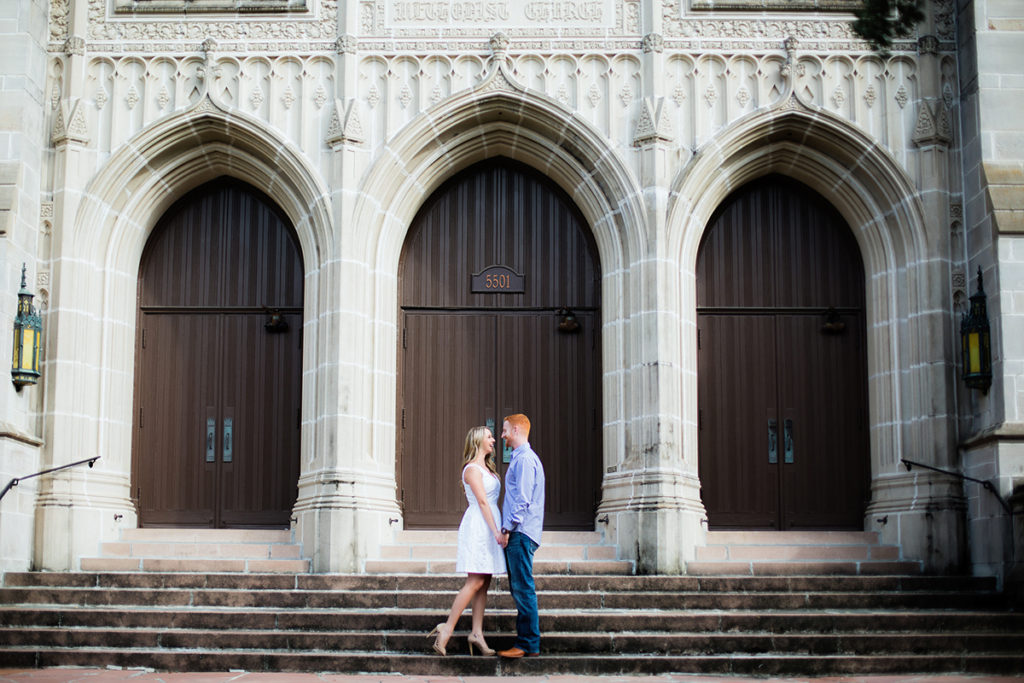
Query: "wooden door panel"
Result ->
[[698, 315, 780, 528], [134, 178, 304, 528], [399, 159, 602, 531], [218, 313, 301, 527], [697, 175, 869, 531], [402, 313, 497, 528], [777, 313, 869, 528], [136, 313, 219, 526], [497, 312, 600, 529]]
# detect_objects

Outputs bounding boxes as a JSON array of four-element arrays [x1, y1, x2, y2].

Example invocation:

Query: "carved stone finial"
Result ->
[[51, 99, 90, 147], [201, 38, 219, 55], [489, 32, 510, 63], [326, 99, 365, 148], [336, 34, 357, 55], [912, 101, 951, 148], [633, 98, 673, 146], [641, 33, 664, 54]]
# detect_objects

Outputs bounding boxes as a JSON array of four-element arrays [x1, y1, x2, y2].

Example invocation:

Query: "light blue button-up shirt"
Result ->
[[501, 441, 545, 547]]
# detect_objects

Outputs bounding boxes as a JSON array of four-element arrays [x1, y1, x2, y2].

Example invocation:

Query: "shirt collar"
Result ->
[[511, 441, 531, 458]]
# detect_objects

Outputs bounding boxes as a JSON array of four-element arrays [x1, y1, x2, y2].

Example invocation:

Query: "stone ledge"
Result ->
[[983, 162, 1024, 234]]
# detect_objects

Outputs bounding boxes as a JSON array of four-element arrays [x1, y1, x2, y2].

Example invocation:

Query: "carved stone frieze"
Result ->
[[83, 0, 337, 46]]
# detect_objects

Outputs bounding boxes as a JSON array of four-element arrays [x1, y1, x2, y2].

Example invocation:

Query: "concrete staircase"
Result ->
[[686, 531, 922, 575], [80, 529, 309, 573], [367, 530, 633, 574], [1, 571, 1021, 675]]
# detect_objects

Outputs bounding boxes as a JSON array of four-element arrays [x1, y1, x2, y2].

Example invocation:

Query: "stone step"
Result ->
[[2, 626, 1022, 656], [1, 570, 1018, 676], [0, 586, 1001, 610], [687, 530, 920, 575], [369, 529, 632, 574], [0, 647, 1020, 676], [4, 605, 1021, 633], [79, 528, 310, 573], [0, 571, 998, 593]]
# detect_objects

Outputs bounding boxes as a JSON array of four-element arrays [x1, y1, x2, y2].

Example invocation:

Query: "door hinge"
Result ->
[[698, 409, 702, 431], [401, 408, 405, 430], [139, 406, 144, 429], [141, 328, 146, 349], [402, 327, 407, 349], [697, 328, 701, 350]]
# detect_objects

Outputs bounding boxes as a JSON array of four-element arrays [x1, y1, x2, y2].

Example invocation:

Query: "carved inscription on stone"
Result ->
[[385, 0, 614, 28]]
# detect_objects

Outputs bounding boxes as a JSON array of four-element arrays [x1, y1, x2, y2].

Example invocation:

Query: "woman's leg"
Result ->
[[470, 573, 492, 637], [443, 573, 487, 638]]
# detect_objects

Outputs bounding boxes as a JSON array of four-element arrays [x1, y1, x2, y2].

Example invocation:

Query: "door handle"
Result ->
[[768, 419, 778, 464], [206, 418, 216, 463], [784, 418, 794, 464], [223, 418, 233, 463]]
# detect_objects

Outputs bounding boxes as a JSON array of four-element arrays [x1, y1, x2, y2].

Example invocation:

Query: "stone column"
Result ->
[[35, 0, 135, 571], [292, 0, 401, 572], [597, 11, 706, 575]]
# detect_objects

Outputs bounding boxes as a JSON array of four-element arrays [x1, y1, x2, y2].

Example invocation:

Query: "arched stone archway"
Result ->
[[668, 99, 965, 570], [343, 60, 706, 572], [34, 96, 334, 569]]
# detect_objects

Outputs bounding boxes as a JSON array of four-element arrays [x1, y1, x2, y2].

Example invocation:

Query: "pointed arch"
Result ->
[[47, 98, 334, 530], [347, 62, 647, 495], [669, 101, 949, 518]]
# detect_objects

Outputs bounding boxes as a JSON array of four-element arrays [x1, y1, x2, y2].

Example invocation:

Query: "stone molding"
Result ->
[[982, 163, 1024, 234]]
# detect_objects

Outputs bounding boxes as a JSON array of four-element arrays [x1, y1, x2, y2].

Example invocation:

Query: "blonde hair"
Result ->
[[462, 425, 497, 475]]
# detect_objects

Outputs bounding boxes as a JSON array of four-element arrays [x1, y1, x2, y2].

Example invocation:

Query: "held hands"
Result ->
[[496, 531, 509, 548]]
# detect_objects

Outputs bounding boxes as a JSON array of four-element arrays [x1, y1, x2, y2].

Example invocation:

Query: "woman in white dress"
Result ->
[[428, 425, 508, 656]]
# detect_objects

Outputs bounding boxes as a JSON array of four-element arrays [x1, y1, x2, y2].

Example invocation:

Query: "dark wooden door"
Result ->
[[133, 179, 303, 528], [399, 159, 601, 529], [696, 176, 869, 530]]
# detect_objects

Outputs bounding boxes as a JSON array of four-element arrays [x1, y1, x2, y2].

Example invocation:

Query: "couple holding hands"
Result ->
[[428, 413, 545, 659]]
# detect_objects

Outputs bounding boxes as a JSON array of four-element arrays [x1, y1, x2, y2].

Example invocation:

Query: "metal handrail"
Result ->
[[901, 458, 1012, 517], [0, 456, 100, 503]]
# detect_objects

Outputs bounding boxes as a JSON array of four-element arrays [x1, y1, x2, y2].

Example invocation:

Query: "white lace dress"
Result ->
[[455, 463, 507, 575]]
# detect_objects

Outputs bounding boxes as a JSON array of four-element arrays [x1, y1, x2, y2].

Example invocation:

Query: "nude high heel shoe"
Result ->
[[427, 623, 450, 656], [467, 633, 495, 656]]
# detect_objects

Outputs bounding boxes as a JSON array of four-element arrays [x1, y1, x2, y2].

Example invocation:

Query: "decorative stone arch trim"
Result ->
[[669, 99, 962, 559], [348, 60, 647, 522], [41, 96, 334, 559]]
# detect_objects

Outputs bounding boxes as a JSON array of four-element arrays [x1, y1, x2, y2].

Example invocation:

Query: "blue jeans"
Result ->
[[505, 531, 540, 652]]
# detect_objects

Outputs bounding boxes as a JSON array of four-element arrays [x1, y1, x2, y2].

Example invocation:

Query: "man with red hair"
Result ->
[[497, 413, 546, 658]]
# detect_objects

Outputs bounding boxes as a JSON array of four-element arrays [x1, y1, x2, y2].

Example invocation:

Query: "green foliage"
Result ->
[[853, 0, 926, 52]]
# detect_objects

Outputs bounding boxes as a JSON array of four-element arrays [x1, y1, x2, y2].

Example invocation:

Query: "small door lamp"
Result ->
[[960, 266, 992, 394], [12, 264, 41, 389]]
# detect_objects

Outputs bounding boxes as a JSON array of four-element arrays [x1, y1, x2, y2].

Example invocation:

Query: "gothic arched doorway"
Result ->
[[398, 158, 602, 529], [132, 178, 303, 527], [696, 175, 869, 529]]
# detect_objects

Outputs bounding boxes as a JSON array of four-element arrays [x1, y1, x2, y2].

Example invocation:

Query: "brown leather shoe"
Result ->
[[498, 647, 539, 658]]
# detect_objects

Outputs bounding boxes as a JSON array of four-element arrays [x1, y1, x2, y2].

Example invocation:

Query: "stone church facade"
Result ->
[[1, 0, 1022, 585]]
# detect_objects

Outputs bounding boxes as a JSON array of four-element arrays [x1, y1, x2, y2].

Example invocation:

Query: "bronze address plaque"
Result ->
[[471, 265, 525, 294]]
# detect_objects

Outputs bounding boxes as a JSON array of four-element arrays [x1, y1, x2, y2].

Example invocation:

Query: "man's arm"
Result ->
[[504, 457, 538, 530]]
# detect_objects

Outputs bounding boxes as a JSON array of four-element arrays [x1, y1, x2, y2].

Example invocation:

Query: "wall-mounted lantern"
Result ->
[[12, 264, 41, 389], [960, 266, 992, 394]]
